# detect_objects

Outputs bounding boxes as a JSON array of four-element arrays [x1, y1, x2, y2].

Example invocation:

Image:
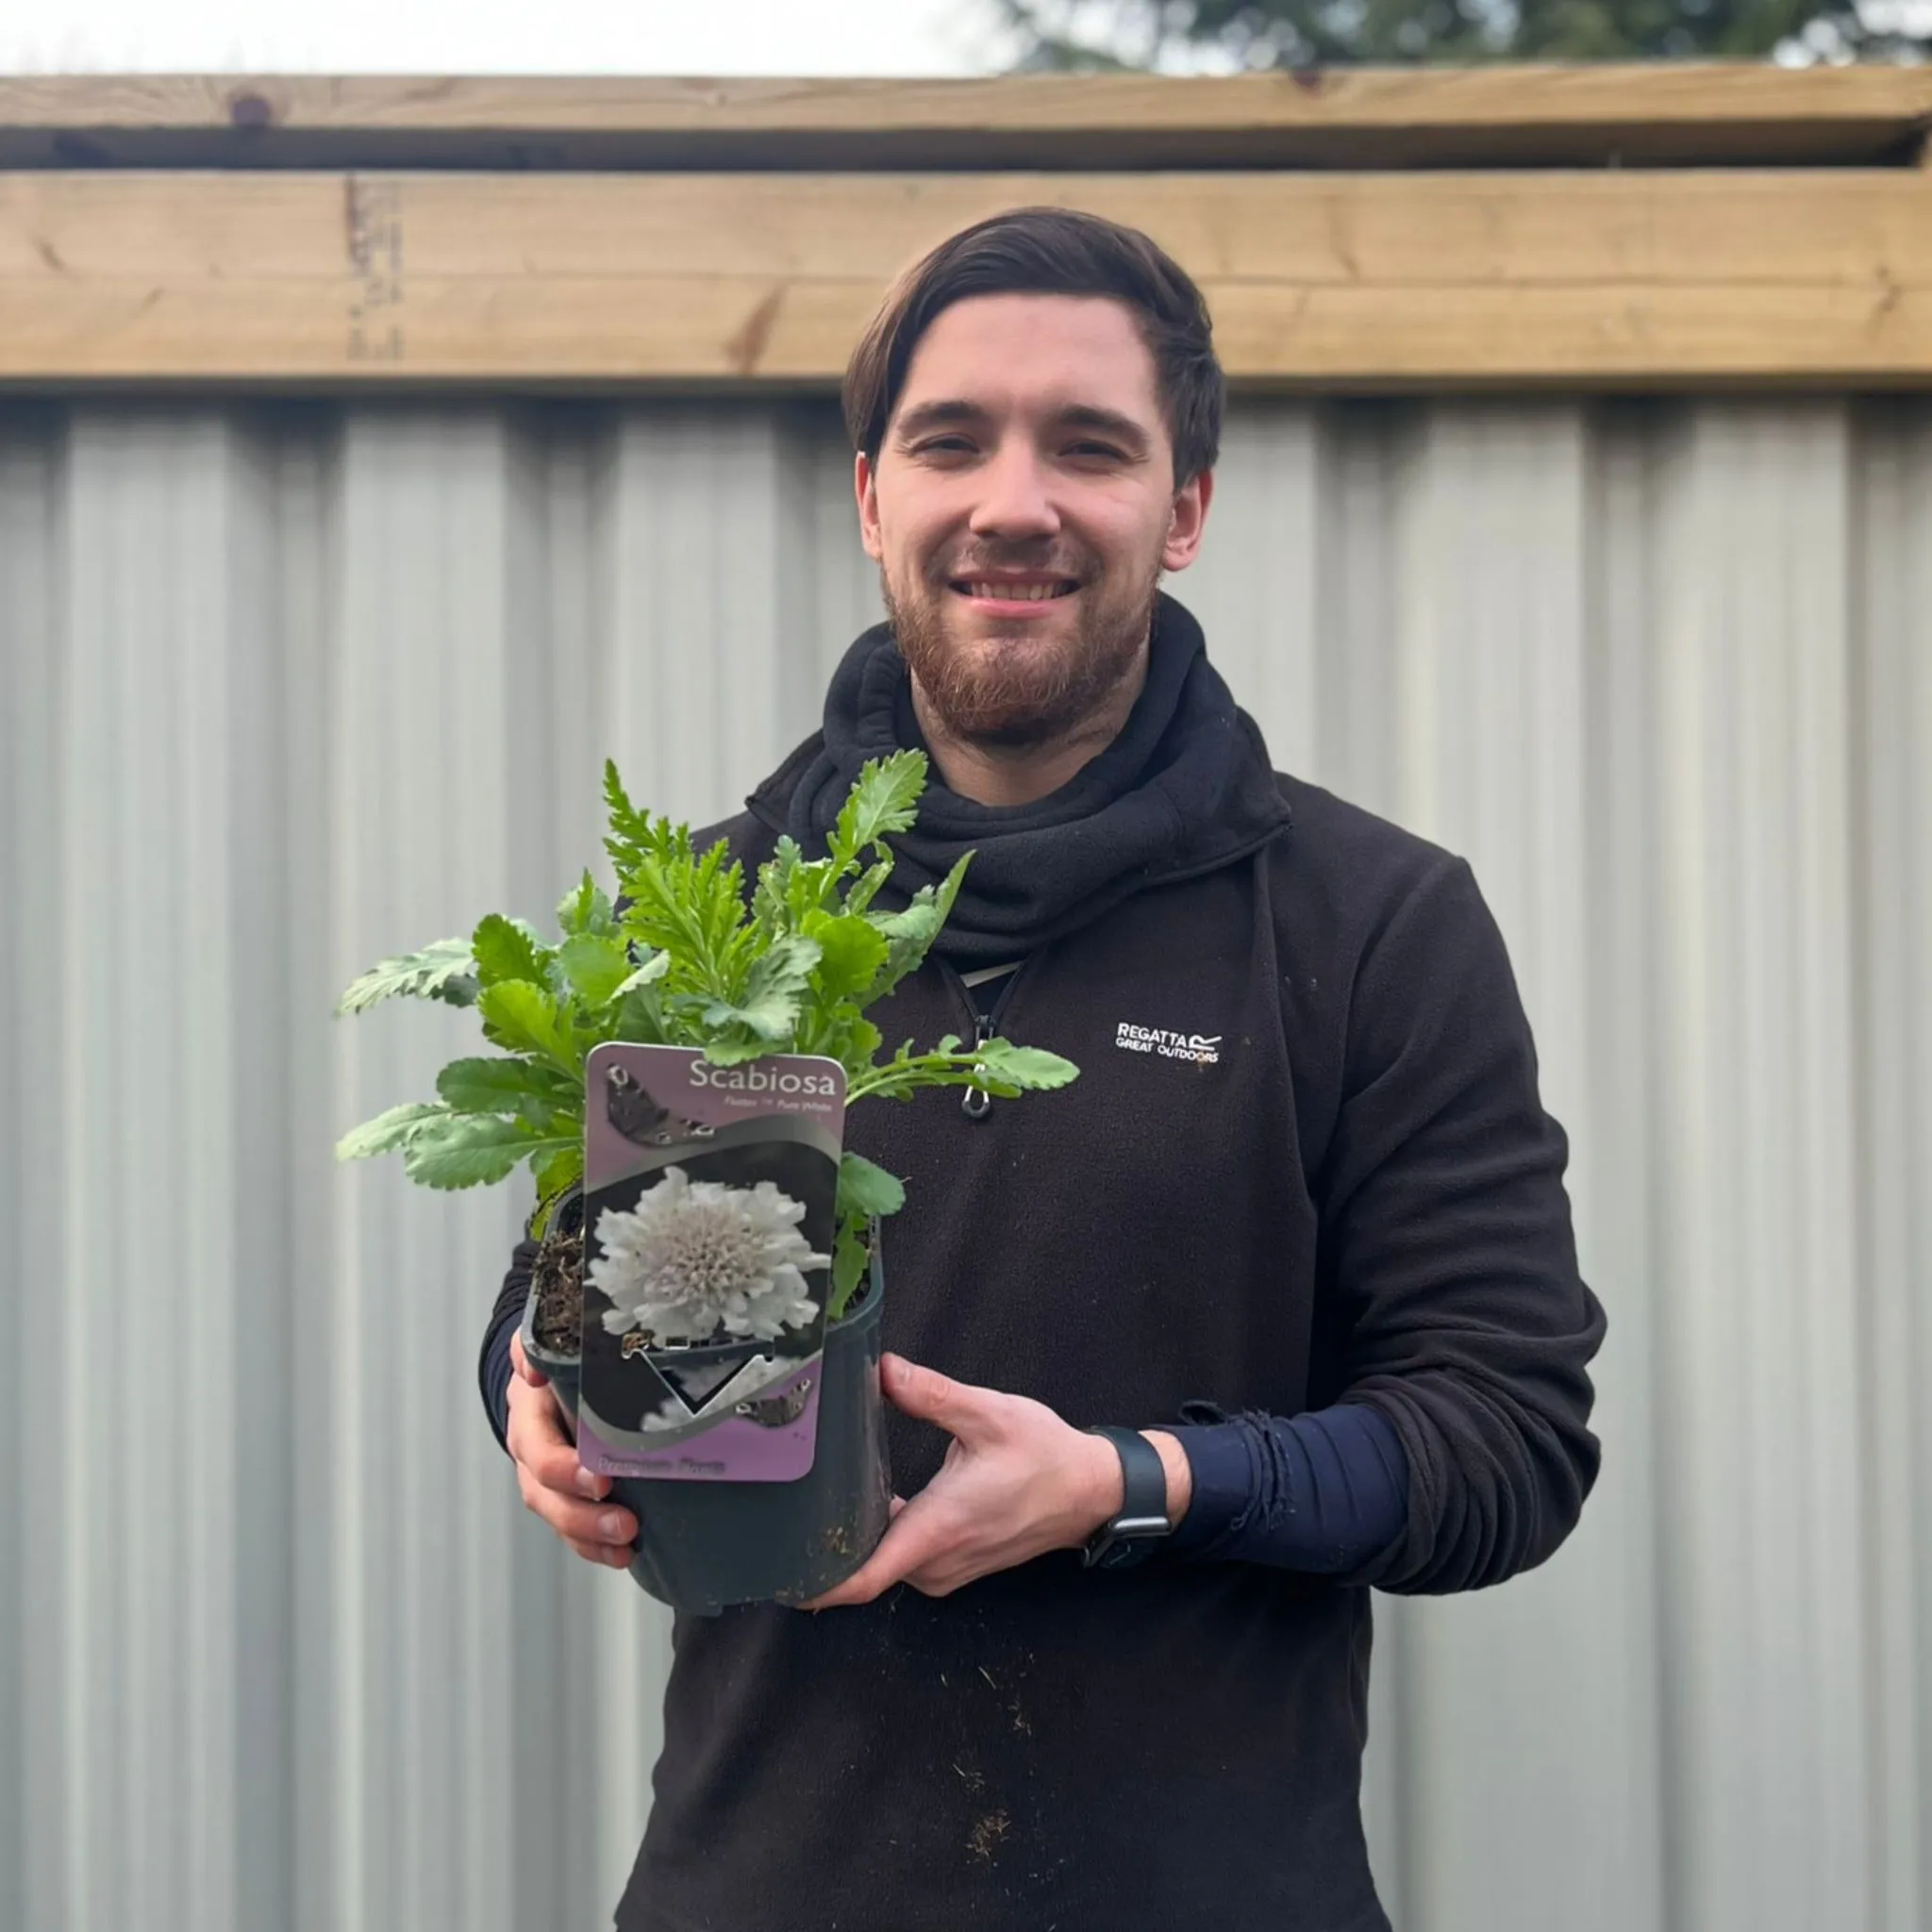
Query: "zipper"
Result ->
[[961, 1009, 995, 1120], [940, 958, 1029, 1122]]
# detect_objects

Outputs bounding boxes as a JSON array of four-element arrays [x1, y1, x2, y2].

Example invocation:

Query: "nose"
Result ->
[[968, 440, 1060, 543]]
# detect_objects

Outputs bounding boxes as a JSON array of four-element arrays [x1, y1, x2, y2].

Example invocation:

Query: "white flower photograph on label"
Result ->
[[591, 1167, 829, 1347]]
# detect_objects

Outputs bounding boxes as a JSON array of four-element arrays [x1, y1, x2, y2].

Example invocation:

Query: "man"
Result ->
[[479, 208, 1606, 1931]]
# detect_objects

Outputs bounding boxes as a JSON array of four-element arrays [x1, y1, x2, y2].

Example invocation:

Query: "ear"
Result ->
[[856, 451, 884, 563], [1160, 468, 1213, 574]]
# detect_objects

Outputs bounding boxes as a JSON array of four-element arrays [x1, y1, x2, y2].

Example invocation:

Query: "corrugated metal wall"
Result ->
[[2, 395, 1925, 1932]]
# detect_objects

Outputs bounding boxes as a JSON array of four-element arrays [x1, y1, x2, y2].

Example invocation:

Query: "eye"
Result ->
[[1066, 441, 1127, 461], [911, 435, 976, 457]]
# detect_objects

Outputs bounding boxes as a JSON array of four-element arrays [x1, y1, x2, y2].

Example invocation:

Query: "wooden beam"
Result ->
[[4, 170, 1931, 386], [1, 67, 1928, 172]]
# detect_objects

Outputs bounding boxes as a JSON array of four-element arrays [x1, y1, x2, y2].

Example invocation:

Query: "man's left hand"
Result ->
[[803, 1353, 1188, 1607]]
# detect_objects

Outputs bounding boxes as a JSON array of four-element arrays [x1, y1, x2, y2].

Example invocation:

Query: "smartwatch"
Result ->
[[1081, 1425, 1173, 1571]]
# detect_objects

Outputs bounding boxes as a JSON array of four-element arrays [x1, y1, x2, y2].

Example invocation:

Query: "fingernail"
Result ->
[[576, 1469, 605, 1499], [600, 1511, 629, 1542]]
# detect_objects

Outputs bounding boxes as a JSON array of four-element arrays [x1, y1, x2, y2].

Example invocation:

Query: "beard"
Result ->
[[881, 544, 1163, 752]]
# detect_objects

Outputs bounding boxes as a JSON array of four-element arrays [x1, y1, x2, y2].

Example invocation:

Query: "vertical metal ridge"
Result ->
[[1850, 403, 1932, 1932]]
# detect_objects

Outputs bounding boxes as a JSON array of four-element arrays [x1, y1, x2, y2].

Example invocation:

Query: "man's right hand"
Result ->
[[507, 1330, 638, 1569]]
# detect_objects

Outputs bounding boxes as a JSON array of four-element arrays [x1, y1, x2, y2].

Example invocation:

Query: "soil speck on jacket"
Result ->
[[967, 1810, 1010, 1861]]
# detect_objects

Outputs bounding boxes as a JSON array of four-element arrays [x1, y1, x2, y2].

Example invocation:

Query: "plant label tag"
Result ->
[[575, 1042, 845, 1482]]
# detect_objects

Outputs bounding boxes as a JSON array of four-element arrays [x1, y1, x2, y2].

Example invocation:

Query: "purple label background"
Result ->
[[577, 1358, 822, 1482], [580, 1043, 843, 1483], [584, 1042, 845, 1179]]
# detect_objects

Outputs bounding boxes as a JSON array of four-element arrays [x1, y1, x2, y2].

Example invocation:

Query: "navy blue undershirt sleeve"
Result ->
[[1160, 1404, 1409, 1574], [482, 1312, 516, 1449], [479, 1240, 538, 1454]]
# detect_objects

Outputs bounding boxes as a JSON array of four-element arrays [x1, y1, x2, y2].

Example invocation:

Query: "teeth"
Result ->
[[968, 582, 1066, 601]]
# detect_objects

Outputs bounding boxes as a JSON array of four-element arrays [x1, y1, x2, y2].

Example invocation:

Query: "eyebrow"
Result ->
[[892, 398, 1153, 455]]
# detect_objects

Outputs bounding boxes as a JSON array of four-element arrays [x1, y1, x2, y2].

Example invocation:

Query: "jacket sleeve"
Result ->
[[1320, 856, 1607, 1595], [478, 1241, 538, 1454]]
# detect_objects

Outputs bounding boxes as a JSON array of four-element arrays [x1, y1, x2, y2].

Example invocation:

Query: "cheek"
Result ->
[[874, 505, 955, 586]]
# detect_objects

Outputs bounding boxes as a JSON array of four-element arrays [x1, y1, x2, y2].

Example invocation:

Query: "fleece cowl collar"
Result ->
[[746, 591, 1291, 969]]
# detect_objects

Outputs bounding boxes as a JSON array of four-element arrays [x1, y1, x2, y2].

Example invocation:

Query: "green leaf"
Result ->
[[974, 1038, 1080, 1092], [864, 854, 971, 1006], [534, 1142, 584, 1207], [557, 933, 634, 1008], [804, 911, 891, 1005], [437, 1057, 577, 1116], [334, 1101, 449, 1161], [751, 836, 805, 934], [928, 849, 972, 927], [843, 855, 895, 917], [836, 1151, 906, 1221], [473, 913, 550, 989], [478, 980, 582, 1074], [830, 751, 927, 869], [335, 938, 476, 1015], [402, 1113, 575, 1191], [612, 981, 670, 1044], [611, 951, 671, 998], [828, 1211, 872, 1321], [557, 872, 616, 939], [697, 1033, 784, 1067], [699, 934, 820, 1043]]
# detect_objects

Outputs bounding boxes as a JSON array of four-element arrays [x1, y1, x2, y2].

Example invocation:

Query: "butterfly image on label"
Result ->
[[736, 1378, 813, 1428], [605, 1062, 715, 1147]]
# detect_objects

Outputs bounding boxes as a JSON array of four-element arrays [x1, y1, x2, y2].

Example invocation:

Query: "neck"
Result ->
[[908, 649, 1149, 808]]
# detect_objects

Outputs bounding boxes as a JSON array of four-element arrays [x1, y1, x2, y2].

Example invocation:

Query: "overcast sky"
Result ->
[[3, 0, 1008, 75]]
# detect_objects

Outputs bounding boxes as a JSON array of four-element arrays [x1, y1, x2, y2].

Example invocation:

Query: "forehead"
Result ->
[[892, 292, 1161, 423]]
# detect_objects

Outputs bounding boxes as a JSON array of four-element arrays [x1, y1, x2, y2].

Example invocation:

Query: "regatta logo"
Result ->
[[1115, 1021, 1222, 1065]]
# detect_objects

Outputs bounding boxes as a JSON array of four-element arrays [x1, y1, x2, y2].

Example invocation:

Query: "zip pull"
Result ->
[[961, 1012, 994, 1121]]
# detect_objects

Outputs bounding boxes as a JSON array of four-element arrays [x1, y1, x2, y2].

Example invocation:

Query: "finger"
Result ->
[[879, 1355, 998, 1442], [889, 1494, 908, 1520], [802, 1495, 957, 1609], [516, 1464, 638, 1550], [564, 1536, 635, 1571], [507, 1383, 611, 1502], [510, 1331, 548, 1388]]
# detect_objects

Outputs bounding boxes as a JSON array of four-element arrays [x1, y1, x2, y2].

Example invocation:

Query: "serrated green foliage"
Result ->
[[974, 1038, 1082, 1092], [829, 751, 925, 870], [828, 1212, 873, 1322], [334, 1101, 450, 1160], [472, 914, 550, 990], [697, 933, 822, 1044], [478, 980, 582, 1075], [337, 748, 1080, 1256], [403, 1112, 577, 1191], [836, 1151, 905, 1220], [335, 938, 477, 1015], [557, 933, 634, 1008], [557, 872, 616, 939], [805, 912, 891, 1006], [437, 1057, 577, 1117]]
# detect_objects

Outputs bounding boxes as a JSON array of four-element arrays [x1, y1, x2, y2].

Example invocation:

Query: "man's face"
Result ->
[[857, 293, 1211, 750]]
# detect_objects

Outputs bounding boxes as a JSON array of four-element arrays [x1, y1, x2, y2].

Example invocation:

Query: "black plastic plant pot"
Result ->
[[520, 1255, 891, 1617]]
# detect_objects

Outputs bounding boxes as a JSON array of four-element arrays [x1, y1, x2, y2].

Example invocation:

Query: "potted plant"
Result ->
[[334, 751, 1077, 1613]]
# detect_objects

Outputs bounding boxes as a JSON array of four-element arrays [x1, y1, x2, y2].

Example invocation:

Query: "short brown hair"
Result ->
[[841, 206, 1224, 486]]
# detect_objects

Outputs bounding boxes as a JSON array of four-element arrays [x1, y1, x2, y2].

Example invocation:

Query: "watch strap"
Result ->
[[1081, 1426, 1172, 1571]]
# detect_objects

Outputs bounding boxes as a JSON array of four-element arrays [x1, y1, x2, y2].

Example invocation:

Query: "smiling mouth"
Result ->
[[948, 578, 1080, 603]]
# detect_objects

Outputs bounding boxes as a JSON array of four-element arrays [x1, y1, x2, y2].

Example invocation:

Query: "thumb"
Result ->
[[881, 1355, 994, 1441]]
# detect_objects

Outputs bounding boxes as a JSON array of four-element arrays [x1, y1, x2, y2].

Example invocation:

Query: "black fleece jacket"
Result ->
[[484, 596, 1606, 1932]]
